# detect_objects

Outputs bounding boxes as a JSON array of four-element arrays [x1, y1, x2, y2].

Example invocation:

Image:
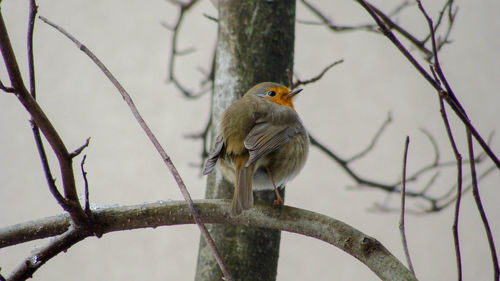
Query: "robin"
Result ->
[[202, 82, 309, 216]]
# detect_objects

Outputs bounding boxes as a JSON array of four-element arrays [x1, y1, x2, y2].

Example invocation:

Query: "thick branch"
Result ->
[[1, 200, 417, 281]]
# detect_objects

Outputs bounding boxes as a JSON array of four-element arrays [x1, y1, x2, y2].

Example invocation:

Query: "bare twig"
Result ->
[[0, 8, 87, 226], [0, 80, 15, 92], [467, 132, 499, 280], [300, 0, 377, 32], [27, 0, 37, 100], [365, 2, 433, 59], [69, 137, 90, 158], [417, 0, 497, 277], [164, 0, 211, 98], [438, 95, 463, 280], [26, 0, 69, 210], [421, 0, 457, 52], [39, 16, 233, 281], [81, 155, 90, 214], [292, 59, 344, 89], [355, 0, 500, 170], [185, 115, 212, 160], [310, 134, 434, 200], [435, 166, 495, 211], [310, 115, 441, 204], [399, 136, 415, 275]]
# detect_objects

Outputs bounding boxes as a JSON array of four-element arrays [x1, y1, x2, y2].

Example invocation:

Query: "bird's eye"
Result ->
[[267, 91, 276, 97]]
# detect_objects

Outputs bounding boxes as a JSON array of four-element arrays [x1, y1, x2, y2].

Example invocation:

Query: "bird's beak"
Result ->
[[287, 88, 303, 98]]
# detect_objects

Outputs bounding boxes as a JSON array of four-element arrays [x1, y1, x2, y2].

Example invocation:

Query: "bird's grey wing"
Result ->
[[202, 134, 224, 175], [244, 120, 302, 167]]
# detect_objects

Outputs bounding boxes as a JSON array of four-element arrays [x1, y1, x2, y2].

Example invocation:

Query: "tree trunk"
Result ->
[[195, 0, 296, 280]]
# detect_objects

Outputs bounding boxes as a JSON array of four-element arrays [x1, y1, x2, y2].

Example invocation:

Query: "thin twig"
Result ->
[[27, 0, 37, 100], [81, 155, 90, 214], [310, 134, 433, 201], [347, 112, 392, 163], [26, 0, 68, 209], [300, 0, 377, 32], [39, 16, 233, 281], [165, 0, 210, 98], [365, 2, 433, 59], [418, 0, 496, 276], [435, 166, 495, 211], [69, 137, 90, 158], [0, 8, 87, 226], [400, 136, 416, 275], [292, 59, 343, 89], [467, 132, 499, 280], [355, 0, 500, 170], [0, 80, 15, 92], [185, 115, 212, 160], [438, 95, 463, 280]]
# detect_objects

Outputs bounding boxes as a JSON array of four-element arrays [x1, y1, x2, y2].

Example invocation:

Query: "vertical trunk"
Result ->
[[195, 0, 296, 280]]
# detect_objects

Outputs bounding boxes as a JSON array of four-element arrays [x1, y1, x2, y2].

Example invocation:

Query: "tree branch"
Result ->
[[467, 132, 499, 280], [438, 95, 463, 280], [2, 200, 417, 281], [8, 227, 86, 281], [300, 0, 377, 32], [292, 59, 344, 89], [0, 7, 87, 226], [26, 0, 68, 210], [416, 1, 498, 277], [164, 0, 211, 98], [399, 136, 416, 276], [355, 0, 500, 170]]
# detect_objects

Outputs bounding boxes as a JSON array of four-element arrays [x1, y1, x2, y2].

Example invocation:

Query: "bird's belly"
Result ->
[[252, 135, 309, 191]]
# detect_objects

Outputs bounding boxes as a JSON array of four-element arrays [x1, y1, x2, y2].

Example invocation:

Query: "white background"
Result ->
[[1, 0, 499, 280]]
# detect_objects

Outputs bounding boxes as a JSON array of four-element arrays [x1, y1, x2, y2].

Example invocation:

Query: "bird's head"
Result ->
[[245, 82, 303, 110]]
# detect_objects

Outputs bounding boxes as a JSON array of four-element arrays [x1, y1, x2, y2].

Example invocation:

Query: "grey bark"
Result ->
[[195, 0, 296, 280]]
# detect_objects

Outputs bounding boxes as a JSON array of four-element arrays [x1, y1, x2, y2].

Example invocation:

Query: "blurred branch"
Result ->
[[347, 112, 392, 162], [300, 0, 377, 32], [39, 15, 233, 281], [292, 59, 344, 89], [163, 0, 212, 98], [1, 200, 417, 281], [399, 136, 416, 276], [312, 117, 490, 214], [185, 115, 212, 170]]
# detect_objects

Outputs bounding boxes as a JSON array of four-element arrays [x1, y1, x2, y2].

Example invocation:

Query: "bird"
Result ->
[[202, 82, 309, 216]]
